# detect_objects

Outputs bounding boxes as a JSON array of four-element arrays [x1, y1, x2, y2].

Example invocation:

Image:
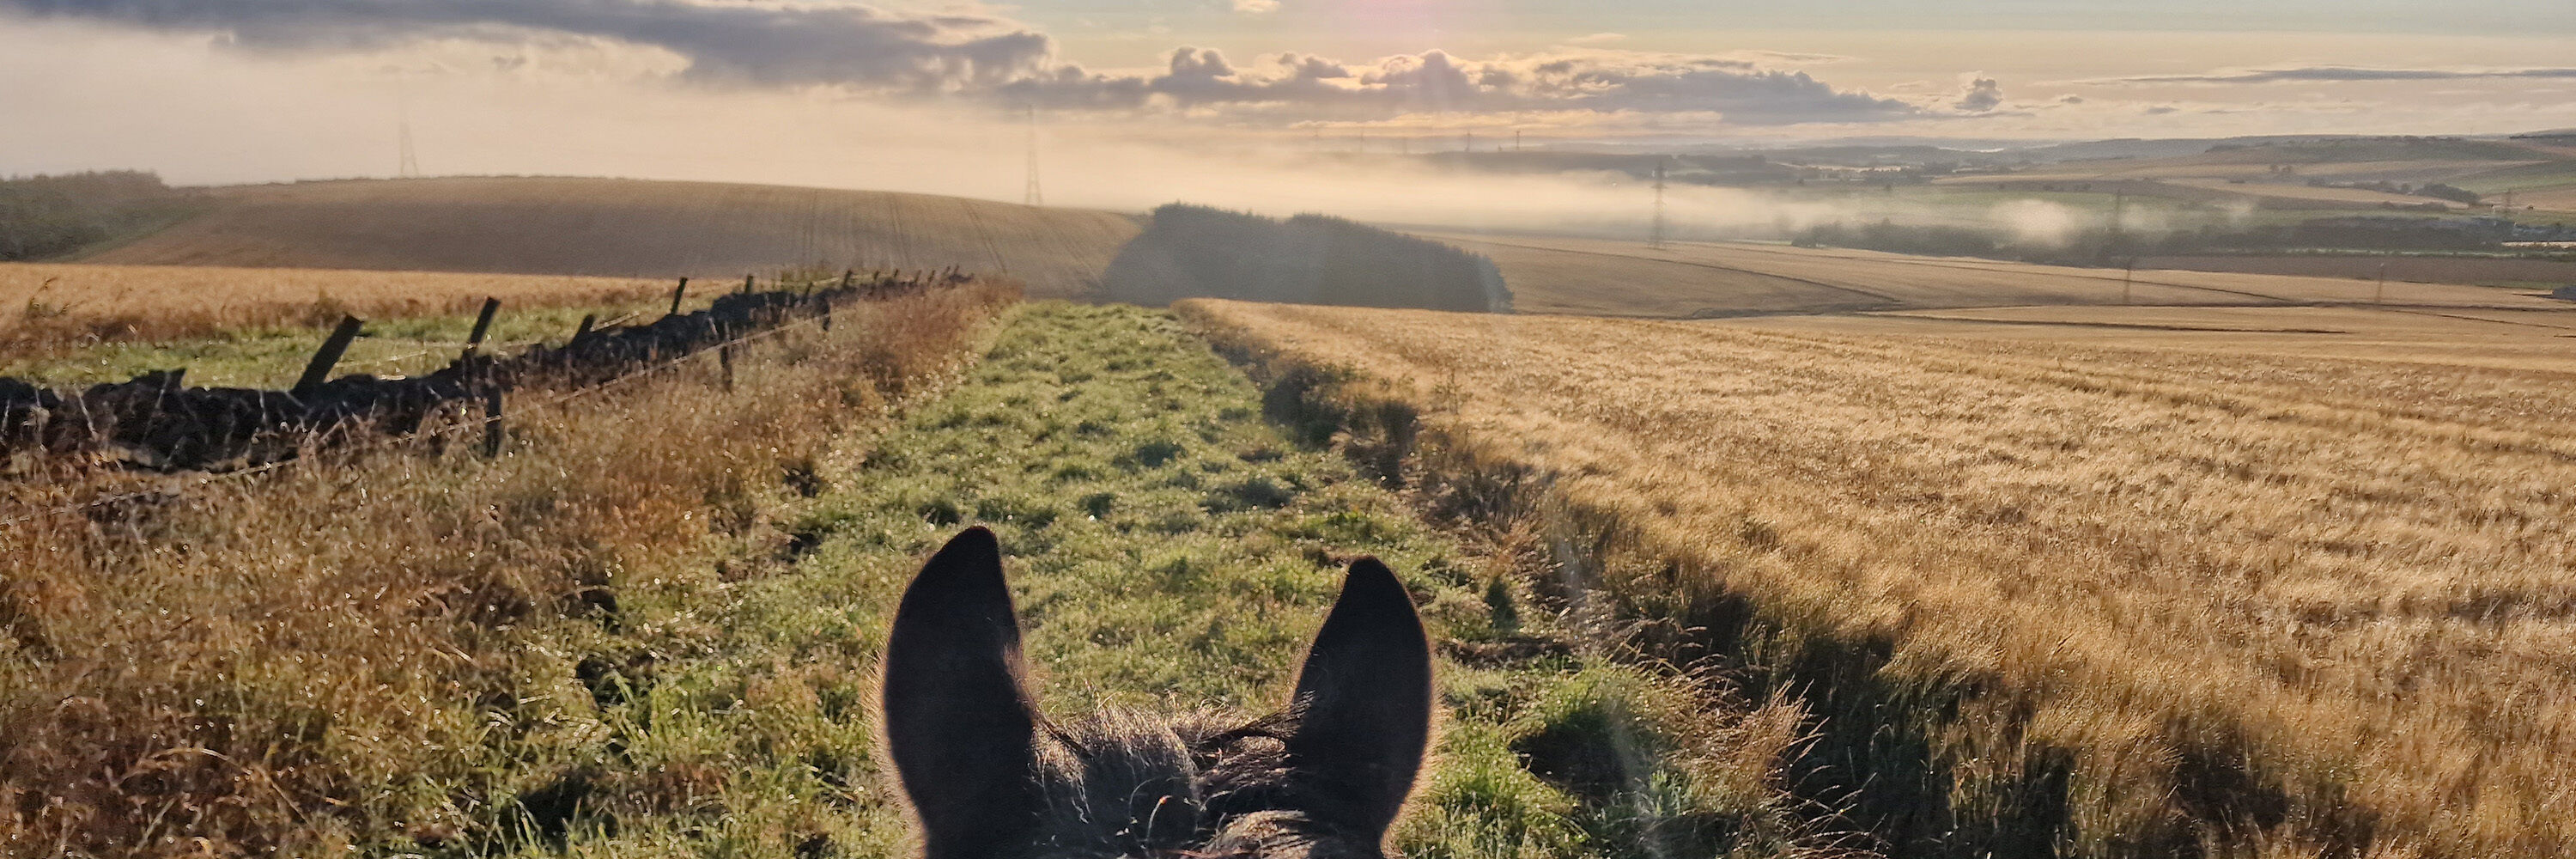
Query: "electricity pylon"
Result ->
[[1023, 106, 1044, 207], [1649, 159, 1669, 250]]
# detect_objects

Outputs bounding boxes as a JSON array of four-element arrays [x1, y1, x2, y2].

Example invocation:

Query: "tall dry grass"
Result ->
[[0, 262, 668, 360], [0, 281, 1016, 856], [1182, 298, 2576, 858]]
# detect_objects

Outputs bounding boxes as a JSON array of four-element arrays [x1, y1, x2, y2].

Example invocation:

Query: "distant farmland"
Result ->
[[1188, 298, 2576, 857], [1423, 232, 2560, 318], [0, 261, 666, 362], [2135, 253, 2576, 288], [83, 177, 1141, 299]]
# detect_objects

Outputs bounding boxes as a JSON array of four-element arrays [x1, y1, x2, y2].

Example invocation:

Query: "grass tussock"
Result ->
[[1181, 298, 2576, 858], [0, 281, 1015, 856]]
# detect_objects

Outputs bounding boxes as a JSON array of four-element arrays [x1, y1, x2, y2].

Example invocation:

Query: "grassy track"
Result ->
[[511, 303, 1843, 857]]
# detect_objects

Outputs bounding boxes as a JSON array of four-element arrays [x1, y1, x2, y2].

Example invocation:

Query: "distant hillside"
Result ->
[[83, 177, 1141, 298], [1, 171, 206, 261], [1105, 204, 1509, 313]]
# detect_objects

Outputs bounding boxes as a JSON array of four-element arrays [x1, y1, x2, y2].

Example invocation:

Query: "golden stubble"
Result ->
[[1184, 298, 2576, 856]]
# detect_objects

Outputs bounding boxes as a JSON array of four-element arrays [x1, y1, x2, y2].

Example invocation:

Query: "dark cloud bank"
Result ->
[[0, 0, 1926, 125]]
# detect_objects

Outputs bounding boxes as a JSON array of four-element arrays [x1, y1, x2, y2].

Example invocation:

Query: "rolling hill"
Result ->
[[82, 177, 1142, 299]]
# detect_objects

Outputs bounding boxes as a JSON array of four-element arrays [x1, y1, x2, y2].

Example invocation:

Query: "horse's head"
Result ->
[[880, 527, 1433, 859]]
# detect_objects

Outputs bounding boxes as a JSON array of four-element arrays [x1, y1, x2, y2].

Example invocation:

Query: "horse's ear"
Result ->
[[882, 527, 1045, 857], [1286, 557, 1434, 837]]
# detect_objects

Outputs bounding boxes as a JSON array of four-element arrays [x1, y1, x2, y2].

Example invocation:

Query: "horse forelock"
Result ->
[[1014, 708, 1380, 859]]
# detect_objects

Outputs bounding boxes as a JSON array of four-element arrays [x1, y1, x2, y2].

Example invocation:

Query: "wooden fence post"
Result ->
[[718, 344, 735, 392], [482, 387, 505, 457], [463, 297, 501, 359], [743, 273, 756, 295], [669, 277, 689, 316], [571, 314, 598, 348], [293, 315, 366, 396]]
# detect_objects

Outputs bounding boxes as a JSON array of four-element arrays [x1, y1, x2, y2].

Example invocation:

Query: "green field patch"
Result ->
[[2450, 159, 2576, 195]]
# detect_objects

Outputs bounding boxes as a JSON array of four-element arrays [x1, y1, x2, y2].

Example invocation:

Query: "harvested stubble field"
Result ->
[[1184, 298, 2576, 857], [82, 177, 1141, 299], [1420, 233, 2556, 318], [1815, 305, 2576, 372], [1, 261, 667, 360]]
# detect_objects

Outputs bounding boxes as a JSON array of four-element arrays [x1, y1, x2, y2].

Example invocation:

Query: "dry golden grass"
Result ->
[[1, 261, 665, 357], [1419, 233, 2558, 318], [1183, 298, 2576, 857], [0, 283, 1016, 855], [85, 177, 1141, 298]]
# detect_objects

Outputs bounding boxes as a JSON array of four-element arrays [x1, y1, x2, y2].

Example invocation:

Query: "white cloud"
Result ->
[[1232, 0, 1280, 14]]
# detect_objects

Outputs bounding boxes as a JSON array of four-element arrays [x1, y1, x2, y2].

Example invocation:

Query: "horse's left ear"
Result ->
[[883, 527, 1046, 858], [1285, 557, 1434, 838]]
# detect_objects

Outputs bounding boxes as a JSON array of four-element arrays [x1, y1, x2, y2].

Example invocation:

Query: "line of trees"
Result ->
[[1104, 204, 1510, 313], [0, 170, 200, 261]]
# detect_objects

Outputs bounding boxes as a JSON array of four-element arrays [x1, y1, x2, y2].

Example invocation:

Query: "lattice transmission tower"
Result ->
[[1023, 106, 1044, 206], [398, 119, 421, 178], [395, 76, 421, 178], [1648, 159, 1669, 249]]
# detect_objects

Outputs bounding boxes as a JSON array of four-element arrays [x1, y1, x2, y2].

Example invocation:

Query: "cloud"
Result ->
[[1, 0, 1059, 91], [3, 0, 1920, 126], [1956, 76, 2002, 112], [1232, 0, 1280, 13], [995, 46, 1919, 125], [1564, 33, 1625, 46], [2089, 65, 2576, 85]]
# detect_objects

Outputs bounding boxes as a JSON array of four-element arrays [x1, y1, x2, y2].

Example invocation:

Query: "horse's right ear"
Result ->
[[882, 527, 1045, 857], [1286, 557, 1434, 838]]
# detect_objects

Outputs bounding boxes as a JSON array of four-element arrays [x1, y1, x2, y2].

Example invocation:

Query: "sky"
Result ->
[[3, 0, 2573, 205]]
